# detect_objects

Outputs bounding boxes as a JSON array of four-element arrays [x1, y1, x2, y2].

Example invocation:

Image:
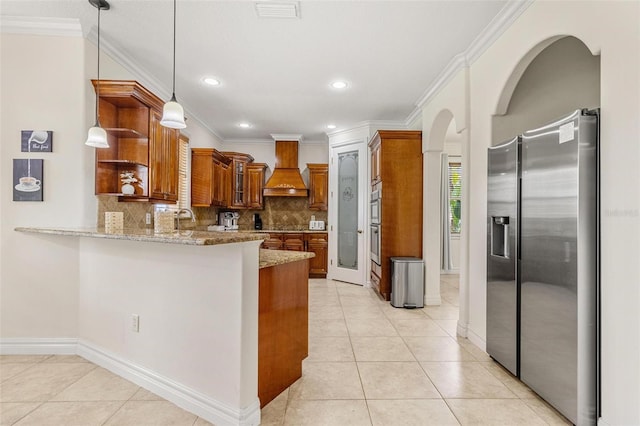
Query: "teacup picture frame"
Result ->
[[21, 130, 53, 152], [13, 159, 43, 202]]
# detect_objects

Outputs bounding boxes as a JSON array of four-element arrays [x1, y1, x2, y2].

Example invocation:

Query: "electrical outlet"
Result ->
[[131, 314, 140, 332], [145, 213, 152, 225]]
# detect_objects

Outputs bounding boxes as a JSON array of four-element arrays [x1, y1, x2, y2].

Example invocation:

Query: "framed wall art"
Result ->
[[21, 130, 53, 152], [13, 159, 43, 202]]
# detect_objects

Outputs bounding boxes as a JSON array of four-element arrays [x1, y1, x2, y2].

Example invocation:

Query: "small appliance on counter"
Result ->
[[254, 213, 262, 230], [219, 211, 239, 231], [309, 215, 325, 230]]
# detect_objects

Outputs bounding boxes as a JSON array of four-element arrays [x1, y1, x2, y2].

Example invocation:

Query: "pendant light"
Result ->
[[160, 0, 187, 129], [85, 0, 110, 148]]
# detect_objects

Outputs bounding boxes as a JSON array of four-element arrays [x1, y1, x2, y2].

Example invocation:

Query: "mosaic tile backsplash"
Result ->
[[97, 196, 327, 230]]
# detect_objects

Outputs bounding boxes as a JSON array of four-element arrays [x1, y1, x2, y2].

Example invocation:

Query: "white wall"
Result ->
[[1, 33, 87, 338], [420, 2, 639, 424], [1, 29, 224, 339]]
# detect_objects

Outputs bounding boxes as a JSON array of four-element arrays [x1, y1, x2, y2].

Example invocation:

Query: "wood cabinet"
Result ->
[[371, 143, 381, 185], [369, 130, 423, 300], [307, 163, 329, 211], [149, 110, 180, 202], [191, 148, 232, 207], [246, 163, 268, 209], [305, 233, 328, 278], [222, 152, 255, 209], [283, 233, 305, 251], [258, 258, 309, 407], [92, 80, 181, 203], [260, 232, 328, 277], [262, 233, 284, 250]]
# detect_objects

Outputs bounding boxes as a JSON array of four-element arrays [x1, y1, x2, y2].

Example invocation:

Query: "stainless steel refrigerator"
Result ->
[[487, 109, 599, 425]]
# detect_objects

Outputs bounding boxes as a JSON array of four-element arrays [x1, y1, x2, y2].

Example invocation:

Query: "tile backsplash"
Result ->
[[235, 197, 328, 230], [96, 196, 327, 230]]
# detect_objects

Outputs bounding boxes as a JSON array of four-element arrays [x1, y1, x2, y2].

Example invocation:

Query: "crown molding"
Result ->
[[0, 16, 82, 37], [86, 28, 225, 143], [412, 0, 534, 112], [270, 133, 303, 142], [466, 0, 535, 65], [223, 138, 274, 145], [326, 120, 406, 138]]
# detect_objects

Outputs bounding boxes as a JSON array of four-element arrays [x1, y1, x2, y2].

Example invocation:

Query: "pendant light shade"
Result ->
[[161, 0, 187, 129], [86, 125, 109, 148], [86, 0, 110, 148], [161, 94, 187, 129]]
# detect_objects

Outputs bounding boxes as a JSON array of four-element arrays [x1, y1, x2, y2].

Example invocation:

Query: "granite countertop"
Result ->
[[259, 249, 315, 269], [15, 227, 266, 246]]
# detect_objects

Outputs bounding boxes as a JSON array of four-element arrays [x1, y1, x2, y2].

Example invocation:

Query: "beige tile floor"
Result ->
[[0, 275, 570, 426]]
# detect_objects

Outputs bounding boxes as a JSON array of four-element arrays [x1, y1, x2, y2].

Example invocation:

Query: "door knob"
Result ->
[[357, 229, 363, 234]]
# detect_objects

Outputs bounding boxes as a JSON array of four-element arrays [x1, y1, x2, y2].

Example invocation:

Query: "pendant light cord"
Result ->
[[95, 3, 101, 125], [171, 0, 176, 98]]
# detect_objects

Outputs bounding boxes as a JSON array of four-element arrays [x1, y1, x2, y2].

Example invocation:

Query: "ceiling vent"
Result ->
[[255, 1, 300, 19]]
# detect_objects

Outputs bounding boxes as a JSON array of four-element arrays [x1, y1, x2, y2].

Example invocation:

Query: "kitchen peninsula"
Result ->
[[14, 227, 313, 426]]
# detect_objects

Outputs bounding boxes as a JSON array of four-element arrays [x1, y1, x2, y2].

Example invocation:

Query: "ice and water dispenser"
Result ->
[[491, 216, 510, 258]]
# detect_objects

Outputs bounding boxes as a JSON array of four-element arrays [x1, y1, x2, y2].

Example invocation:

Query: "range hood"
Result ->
[[263, 138, 308, 197]]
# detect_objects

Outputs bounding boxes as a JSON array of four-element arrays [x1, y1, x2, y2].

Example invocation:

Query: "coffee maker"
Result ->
[[219, 211, 239, 231], [254, 213, 262, 230]]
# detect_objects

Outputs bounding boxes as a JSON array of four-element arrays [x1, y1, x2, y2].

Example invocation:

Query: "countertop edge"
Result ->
[[259, 249, 315, 269], [15, 227, 266, 246]]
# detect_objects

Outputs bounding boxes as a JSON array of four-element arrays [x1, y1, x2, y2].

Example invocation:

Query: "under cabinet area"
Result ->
[[261, 232, 328, 278], [93, 80, 181, 203]]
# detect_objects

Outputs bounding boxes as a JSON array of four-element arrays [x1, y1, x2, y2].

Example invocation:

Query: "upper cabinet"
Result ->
[[307, 163, 329, 211], [246, 163, 268, 209], [191, 148, 232, 207], [370, 139, 381, 185], [222, 152, 255, 209], [92, 80, 181, 203], [149, 110, 180, 202]]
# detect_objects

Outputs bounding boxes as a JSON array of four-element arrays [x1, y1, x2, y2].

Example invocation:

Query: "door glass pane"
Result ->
[[338, 150, 358, 269]]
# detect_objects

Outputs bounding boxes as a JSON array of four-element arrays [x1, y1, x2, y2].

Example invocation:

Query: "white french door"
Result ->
[[328, 140, 367, 285]]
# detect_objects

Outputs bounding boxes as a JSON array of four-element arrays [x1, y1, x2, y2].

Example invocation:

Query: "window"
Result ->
[[448, 161, 461, 234], [177, 136, 189, 210], [160, 135, 189, 214]]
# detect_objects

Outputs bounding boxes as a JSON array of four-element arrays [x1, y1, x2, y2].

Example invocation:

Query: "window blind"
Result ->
[[448, 161, 462, 234]]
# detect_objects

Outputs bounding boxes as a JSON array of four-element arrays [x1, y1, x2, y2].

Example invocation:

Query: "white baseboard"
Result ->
[[466, 328, 486, 351], [456, 321, 468, 338], [77, 340, 260, 426], [0, 338, 77, 354], [425, 295, 442, 306], [0, 338, 260, 426]]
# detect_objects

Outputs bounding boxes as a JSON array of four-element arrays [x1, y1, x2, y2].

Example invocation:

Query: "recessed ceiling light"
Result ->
[[331, 81, 348, 89], [203, 77, 220, 86], [327, 124, 337, 129], [238, 122, 252, 128]]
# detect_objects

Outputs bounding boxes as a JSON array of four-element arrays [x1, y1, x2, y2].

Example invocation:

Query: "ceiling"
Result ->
[[1, 0, 510, 142]]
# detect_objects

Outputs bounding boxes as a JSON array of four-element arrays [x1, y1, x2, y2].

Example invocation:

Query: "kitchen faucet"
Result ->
[[176, 208, 196, 232]]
